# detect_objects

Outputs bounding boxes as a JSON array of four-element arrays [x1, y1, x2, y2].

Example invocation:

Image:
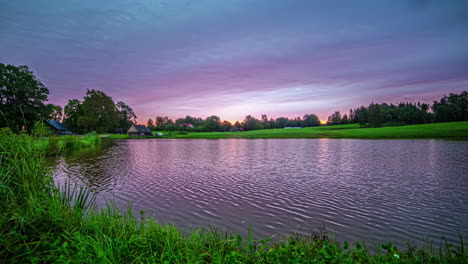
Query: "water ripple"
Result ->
[[49, 139, 468, 247]]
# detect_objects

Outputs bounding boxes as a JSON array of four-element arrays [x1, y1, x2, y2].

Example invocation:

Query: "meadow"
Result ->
[[1, 128, 467, 263], [104, 121, 468, 140]]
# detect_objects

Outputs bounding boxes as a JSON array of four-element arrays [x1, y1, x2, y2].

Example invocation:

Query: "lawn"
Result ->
[[104, 122, 468, 140]]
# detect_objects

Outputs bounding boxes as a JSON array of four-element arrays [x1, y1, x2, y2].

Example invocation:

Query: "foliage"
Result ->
[[77, 89, 120, 133], [205, 115, 221, 131], [116, 101, 137, 131], [432, 91, 468, 122], [303, 114, 321, 127], [327, 111, 342, 125], [45, 104, 63, 122], [35, 132, 101, 156], [63, 99, 82, 132], [1, 130, 467, 263], [146, 118, 155, 130], [62, 91, 136, 134], [0, 63, 50, 132]]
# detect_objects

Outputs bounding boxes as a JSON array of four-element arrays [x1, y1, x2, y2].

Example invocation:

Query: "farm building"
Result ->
[[182, 123, 194, 128], [128, 124, 152, 137], [45, 120, 70, 135]]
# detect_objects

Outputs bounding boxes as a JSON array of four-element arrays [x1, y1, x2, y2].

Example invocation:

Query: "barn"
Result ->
[[128, 124, 152, 137], [45, 120, 70, 135]]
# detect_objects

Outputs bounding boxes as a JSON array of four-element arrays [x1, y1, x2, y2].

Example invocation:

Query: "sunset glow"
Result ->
[[1, 1, 467, 122]]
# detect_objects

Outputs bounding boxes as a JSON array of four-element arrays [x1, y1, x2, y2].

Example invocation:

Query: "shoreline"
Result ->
[[102, 121, 468, 140]]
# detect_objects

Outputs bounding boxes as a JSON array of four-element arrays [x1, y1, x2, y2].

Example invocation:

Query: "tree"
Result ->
[[175, 118, 185, 127], [147, 118, 155, 130], [221, 120, 232, 132], [341, 114, 348, 124], [243, 115, 259, 131], [432, 91, 468, 122], [303, 114, 320, 127], [205, 115, 221, 131], [116, 101, 137, 131], [0, 63, 49, 131], [77, 89, 119, 133], [46, 104, 63, 121], [327, 111, 342, 125], [368, 103, 383, 127], [62, 99, 82, 132]]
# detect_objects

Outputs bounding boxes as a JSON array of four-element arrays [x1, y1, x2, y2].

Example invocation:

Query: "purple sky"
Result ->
[[1, 0, 467, 123]]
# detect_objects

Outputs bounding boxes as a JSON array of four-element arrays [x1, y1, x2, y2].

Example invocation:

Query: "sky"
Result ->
[[1, 0, 467, 123]]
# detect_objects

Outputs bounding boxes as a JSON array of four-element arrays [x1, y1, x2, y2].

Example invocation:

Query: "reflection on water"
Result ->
[[50, 139, 468, 246]]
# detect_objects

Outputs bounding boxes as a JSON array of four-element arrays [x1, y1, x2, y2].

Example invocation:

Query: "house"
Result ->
[[45, 120, 70, 135], [182, 123, 194, 128], [128, 124, 152, 137], [229, 126, 241, 132]]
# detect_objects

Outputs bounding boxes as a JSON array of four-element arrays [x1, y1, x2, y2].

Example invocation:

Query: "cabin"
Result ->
[[229, 126, 241, 132], [128, 124, 152, 137], [45, 120, 70, 135]]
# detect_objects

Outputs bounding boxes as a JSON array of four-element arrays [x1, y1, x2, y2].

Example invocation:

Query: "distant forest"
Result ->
[[146, 90, 468, 132], [1, 63, 467, 134]]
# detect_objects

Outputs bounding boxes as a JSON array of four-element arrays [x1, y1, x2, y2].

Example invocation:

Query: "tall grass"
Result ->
[[0, 128, 467, 263], [38, 131, 101, 156]]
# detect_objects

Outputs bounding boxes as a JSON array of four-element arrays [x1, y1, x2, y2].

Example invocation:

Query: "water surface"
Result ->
[[50, 139, 468, 246]]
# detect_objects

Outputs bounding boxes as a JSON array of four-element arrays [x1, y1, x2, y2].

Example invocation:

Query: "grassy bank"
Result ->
[[105, 121, 468, 140], [35, 132, 101, 156], [1, 129, 467, 263]]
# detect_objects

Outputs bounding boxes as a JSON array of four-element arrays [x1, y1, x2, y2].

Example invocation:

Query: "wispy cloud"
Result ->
[[1, 0, 467, 122]]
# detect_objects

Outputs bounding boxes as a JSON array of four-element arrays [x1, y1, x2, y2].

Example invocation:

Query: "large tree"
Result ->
[[205, 115, 221, 131], [62, 99, 82, 132], [77, 89, 119, 133], [327, 111, 342, 125], [0, 63, 49, 131], [116, 101, 137, 131], [303, 114, 320, 127]]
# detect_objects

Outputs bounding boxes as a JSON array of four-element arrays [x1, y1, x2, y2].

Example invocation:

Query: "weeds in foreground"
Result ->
[[0, 128, 467, 263]]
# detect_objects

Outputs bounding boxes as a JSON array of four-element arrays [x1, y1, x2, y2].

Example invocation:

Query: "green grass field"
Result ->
[[105, 122, 468, 140]]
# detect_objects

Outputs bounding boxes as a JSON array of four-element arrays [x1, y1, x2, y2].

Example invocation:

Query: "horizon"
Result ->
[[1, 0, 467, 123]]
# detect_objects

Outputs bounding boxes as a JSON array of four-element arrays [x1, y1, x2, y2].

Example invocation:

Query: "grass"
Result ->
[[34, 131, 101, 156], [1, 127, 467, 263], [104, 122, 468, 140]]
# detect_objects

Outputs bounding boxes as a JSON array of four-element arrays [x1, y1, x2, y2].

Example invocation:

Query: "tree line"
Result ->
[[1, 63, 467, 134], [149, 91, 468, 132], [146, 114, 321, 132], [326, 91, 468, 127], [1, 63, 136, 133]]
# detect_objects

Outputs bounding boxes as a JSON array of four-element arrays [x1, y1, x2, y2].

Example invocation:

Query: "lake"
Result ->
[[50, 139, 468, 247]]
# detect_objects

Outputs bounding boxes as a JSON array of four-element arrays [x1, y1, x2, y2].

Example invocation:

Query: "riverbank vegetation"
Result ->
[[104, 121, 468, 140], [1, 129, 467, 263]]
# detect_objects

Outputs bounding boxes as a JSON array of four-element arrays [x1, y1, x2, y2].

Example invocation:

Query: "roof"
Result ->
[[46, 120, 68, 130], [128, 124, 151, 133]]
